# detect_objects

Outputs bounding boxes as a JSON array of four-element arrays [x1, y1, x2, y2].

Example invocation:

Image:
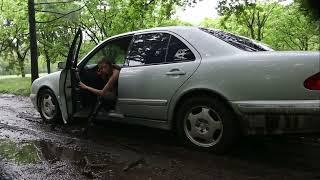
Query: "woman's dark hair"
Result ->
[[97, 56, 112, 67], [97, 56, 113, 77]]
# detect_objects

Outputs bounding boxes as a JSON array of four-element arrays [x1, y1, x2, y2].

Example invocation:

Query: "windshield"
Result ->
[[200, 28, 274, 52]]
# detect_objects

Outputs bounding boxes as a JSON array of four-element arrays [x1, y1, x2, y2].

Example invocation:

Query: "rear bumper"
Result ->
[[243, 114, 320, 135], [231, 100, 320, 135]]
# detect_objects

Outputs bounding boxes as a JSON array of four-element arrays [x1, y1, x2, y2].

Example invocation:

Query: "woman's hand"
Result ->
[[79, 81, 103, 96], [79, 81, 87, 90]]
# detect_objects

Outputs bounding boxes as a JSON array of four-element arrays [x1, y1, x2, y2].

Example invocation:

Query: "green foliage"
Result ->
[[0, 0, 319, 83], [264, 3, 319, 50], [204, 1, 320, 51], [0, 0, 195, 79], [80, 0, 188, 41], [0, 0, 30, 77], [216, 1, 281, 41]]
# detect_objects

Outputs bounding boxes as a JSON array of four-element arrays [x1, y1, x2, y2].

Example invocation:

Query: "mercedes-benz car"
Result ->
[[30, 26, 320, 153]]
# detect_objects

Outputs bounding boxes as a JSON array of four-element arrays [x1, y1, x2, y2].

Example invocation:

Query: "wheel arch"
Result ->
[[170, 88, 244, 131], [37, 86, 64, 123], [37, 86, 58, 109]]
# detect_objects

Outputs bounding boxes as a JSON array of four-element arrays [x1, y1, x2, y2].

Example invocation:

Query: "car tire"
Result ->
[[38, 89, 62, 123], [176, 96, 239, 154]]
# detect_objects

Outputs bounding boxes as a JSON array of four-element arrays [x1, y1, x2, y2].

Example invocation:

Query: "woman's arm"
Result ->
[[79, 68, 120, 97], [101, 68, 120, 95], [79, 82, 104, 96]]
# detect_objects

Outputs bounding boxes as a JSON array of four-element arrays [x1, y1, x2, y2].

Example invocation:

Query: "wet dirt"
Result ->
[[0, 94, 320, 179]]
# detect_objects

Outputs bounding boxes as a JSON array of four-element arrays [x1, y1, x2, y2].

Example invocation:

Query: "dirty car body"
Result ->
[[30, 26, 320, 153]]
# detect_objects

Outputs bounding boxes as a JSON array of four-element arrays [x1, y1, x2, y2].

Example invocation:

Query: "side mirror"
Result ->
[[57, 61, 66, 70]]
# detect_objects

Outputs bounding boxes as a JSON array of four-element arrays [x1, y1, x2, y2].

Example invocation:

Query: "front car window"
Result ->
[[200, 28, 274, 52], [86, 36, 133, 66]]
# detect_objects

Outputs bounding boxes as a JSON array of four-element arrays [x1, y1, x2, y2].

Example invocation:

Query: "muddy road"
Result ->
[[0, 94, 320, 180]]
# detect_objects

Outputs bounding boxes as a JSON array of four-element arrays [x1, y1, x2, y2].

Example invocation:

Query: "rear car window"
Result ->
[[166, 35, 195, 62], [200, 28, 273, 52]]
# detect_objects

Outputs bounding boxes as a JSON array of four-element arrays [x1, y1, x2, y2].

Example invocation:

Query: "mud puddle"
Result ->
[[0, 138, 137, 179], [1, 95, 320, 179]]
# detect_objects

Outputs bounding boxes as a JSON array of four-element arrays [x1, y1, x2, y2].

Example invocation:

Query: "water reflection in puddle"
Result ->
[[0, 139, 146, 179], [0, 139, 40, 164], [37, 141, 83, 162], [0, 139, 83, 165]]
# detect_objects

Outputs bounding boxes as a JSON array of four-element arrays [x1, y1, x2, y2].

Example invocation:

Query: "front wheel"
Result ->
[[38, 89, 62, 123], [176, 96, 239, 153]]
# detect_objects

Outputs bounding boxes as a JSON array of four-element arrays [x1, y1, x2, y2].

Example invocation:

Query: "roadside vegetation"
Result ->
[[0, 0, 318, 96], [0, 73, 48, 96], [0, 77, 31, 96]]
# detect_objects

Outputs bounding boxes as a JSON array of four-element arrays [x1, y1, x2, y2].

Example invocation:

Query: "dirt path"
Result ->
[[0, 94, 320, 180]]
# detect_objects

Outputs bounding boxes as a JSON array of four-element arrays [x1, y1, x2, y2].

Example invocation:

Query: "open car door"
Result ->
[[59, 29, 82, 123]]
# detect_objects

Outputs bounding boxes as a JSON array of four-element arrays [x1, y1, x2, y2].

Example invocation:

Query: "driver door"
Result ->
[[59, 29, 82, 123]]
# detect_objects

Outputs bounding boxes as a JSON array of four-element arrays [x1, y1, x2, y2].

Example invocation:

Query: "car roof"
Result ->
[[106, 26, 199, 39]]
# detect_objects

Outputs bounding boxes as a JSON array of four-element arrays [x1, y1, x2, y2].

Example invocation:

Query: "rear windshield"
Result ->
[[200, 28, 273, 52]]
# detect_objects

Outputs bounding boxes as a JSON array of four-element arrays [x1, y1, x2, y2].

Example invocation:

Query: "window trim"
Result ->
[[124, 30, 199, 68]]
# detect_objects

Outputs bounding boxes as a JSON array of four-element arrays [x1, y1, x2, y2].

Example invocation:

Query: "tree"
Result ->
[[0, 0, 198, 77], [35, 1, 83, 73], [202, 1, 319, 51], [79, 0, 198, 44], [217, 0, 279, 41], [0, 0, 30, 77], [264, 3, 320, 50]]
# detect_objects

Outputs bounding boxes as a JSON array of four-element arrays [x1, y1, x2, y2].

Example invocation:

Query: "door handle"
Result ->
[[166, 69, 186, 76]]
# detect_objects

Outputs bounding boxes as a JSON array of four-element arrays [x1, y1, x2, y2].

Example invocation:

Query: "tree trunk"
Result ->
[[28, 0, 39, 82], [18, 60, 25, 78], [46, 60, 51, 74], [44, 47, 51, 74], [257, 26, 262, 41], [249, 25, 255, 40]]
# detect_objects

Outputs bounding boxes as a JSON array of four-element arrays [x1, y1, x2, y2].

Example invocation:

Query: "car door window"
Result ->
[[87, 43, 126, 65], [81, 35, 133, 67], [79, 36, 132, 92], [127, 33, 170, 66], [166, 35, 195, 62]]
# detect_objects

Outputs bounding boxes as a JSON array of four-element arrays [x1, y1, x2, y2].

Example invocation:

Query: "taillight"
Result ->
[[304, 72, 320, 90]]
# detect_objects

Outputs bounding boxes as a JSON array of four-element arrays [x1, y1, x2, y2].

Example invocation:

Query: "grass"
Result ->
[[0, 73, 48, 79], [0, 73, 49, 96], [0, 77, 31, 96]]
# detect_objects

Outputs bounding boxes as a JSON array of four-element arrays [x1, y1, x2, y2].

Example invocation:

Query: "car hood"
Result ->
[[34, 71, 61, 85], [31, 71, 62, 96]]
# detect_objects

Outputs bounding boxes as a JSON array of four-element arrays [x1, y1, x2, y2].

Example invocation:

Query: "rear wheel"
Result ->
[[176, 96, 239, 153], [38, 89, 62, 123]]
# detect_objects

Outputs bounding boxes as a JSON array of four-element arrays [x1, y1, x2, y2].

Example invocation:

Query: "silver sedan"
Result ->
[[30, 26, 320, 153]]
